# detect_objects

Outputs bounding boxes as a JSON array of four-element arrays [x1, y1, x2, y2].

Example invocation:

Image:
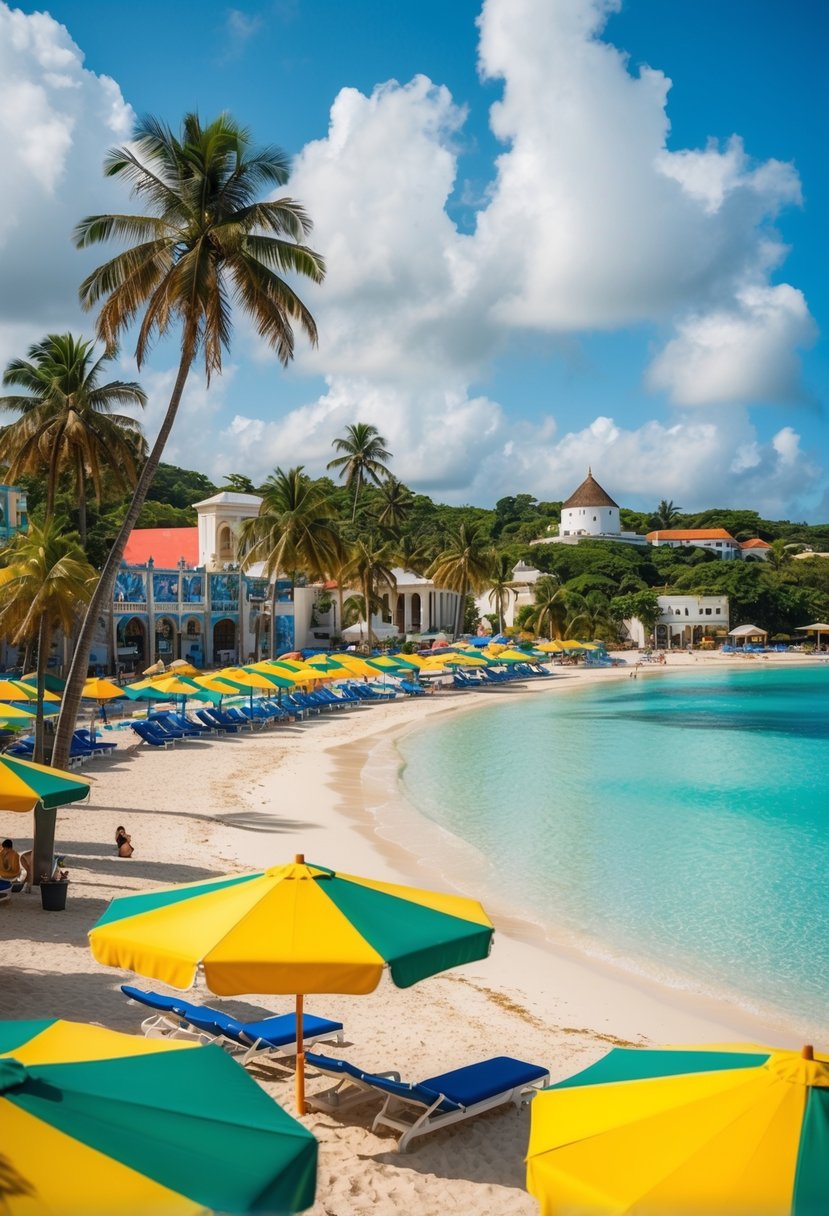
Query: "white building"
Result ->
[[646, 529, 772, 561], [195, 491, 263, 571], [532, 470, 647, 548], [625, 595, 730, 650], [473, 560, 542, 630]]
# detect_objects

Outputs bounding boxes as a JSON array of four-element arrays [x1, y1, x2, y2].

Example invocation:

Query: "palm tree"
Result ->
[[53, 111, 324, 769], [327, 423, 392, 522], [0, 333, 146, 544], [529, 574, 568, 640], [564, 590, 615, 641], [486, 553, 517, 633], [653, 499, 682, 530], [428, 524, 493, 639], [0, 522, 94, 881], [394, 534, 434, 577], [375, 475, 413, 534], [343, 536, 397, 648], [239, 467, 343, 654]]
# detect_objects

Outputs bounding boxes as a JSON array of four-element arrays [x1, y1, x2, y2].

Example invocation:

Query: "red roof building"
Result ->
[[123, 527, 199, 568]]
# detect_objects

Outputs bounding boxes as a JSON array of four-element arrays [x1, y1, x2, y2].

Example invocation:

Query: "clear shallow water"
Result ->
[[398, 667, 829, 1028]]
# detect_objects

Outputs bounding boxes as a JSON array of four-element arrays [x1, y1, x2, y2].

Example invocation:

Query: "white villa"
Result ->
[[624, 594, 730, 650]]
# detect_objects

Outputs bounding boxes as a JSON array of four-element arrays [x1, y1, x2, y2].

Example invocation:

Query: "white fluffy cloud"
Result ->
[[0, 5, 132, 364]]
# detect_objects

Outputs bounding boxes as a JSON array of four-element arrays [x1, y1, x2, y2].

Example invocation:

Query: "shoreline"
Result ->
[[2, 651, 826, 1214], [323, 656, 829, 1049]]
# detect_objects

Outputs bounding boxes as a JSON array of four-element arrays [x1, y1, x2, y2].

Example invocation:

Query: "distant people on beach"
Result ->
[[115, 826, 134, 858]]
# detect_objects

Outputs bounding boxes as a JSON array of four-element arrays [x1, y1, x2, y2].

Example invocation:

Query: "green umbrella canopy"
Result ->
[[1, 1017, 317, 1215], [0, 754, 90, 813], [20, 672, 67, 694]]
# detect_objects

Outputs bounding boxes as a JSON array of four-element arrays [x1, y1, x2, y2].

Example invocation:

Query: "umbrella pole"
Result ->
[[296, 991, 305, 1114]]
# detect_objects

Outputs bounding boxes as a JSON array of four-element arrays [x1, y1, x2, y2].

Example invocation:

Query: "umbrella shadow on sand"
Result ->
[[86, 804, 323, 835], [0, 967, 146, 1029]]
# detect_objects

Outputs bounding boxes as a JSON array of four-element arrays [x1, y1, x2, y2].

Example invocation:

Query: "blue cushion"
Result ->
[[420, 1056, 548, 1106], [306, 1051, 366, 1082]]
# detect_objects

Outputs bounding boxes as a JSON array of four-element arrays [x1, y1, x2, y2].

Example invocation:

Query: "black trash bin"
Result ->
[[40, 880, 68, 911]]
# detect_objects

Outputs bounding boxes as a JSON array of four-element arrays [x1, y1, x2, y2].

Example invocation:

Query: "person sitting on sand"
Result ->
[[115, 826, 134, 858], [0, 839, 21, 881]]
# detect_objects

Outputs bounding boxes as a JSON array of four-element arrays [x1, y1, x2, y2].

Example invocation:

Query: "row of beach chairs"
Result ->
[[122, 985, 549, 1151], [6, 728, 117, 767], [452, 663, 551, 689]]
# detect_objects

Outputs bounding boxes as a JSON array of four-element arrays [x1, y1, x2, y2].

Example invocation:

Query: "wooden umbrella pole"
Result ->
[[296, 991, 305, 1114]]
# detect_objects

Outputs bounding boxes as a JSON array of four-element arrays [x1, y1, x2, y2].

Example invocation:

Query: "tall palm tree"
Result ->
[[54, 111, 324, 769], [0, 333, 146, 543], [564, 590, 615, 641], [327, 423, 392, 522], [394, 534, 434, 577], [374, 475, 413, 534], [239, 467, 343, 654], [428, 524, 493, 639], [343, 536, 397, 649], [486, 552, 517, 633], [0, 522, 94, 882], [529, 574, 568, 640]]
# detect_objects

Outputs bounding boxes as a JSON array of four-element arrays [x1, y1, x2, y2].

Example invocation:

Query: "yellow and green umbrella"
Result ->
[[0, 1017, 316, 1215], [328, 654, 381, 679], [0, 703, 37, 724], [535, 640, 564, 653], [89, 854, 494, 1113], [0, 754, 90, 813], [0, 680, 60, 703], [527, 1042, 829, 1215], [20, 672, 66, 694]]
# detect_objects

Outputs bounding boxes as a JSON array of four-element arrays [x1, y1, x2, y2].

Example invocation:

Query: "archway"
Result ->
[[182, 616, 204, 666], [213, 617, 237, 664], [216, 522, 234, 563], [410, 592, 422, 632], [117, 616, 147, 673], [395, 595, 405, 634], [154, 615, 177, 663]]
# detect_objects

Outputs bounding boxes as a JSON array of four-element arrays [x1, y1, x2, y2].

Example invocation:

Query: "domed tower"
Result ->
[[560, 469, 620, 538]]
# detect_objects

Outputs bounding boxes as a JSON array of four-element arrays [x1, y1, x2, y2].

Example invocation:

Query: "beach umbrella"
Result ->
[[0, 754, 89, 813], [327, 655, 378, 679], [366, 655, 419, 672], [89, 854, 494, 1114], [303, 655, 351, 673], [0, 680, 60, 703], [142, 659, 166, 676], [19, 671, 66, 694], [82, 677, 123, 701], [167, 659, 201, 675], [0, 1017, 317, 1215], [526, 1042, 828, 1216], [796, 623, 829, 651], [0, 703, 37, 724]]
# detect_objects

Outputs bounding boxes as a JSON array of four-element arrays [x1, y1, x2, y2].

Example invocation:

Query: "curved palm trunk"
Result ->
[[454, 578, 467, 640], [52, 353, 194, 773], [76, 450, 88, 547], [31, 613, 51, 884]]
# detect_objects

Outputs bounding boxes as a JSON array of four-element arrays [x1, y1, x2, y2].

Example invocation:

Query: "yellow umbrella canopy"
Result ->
[[535, 640, 563, 653], [167, 659, 201, 676], [0, 680, 60, 703], [0, 754, 90, 813], [81, 678, 124, 701], [527, 1042, 829, 1216], [328, 655, 379, 679], [220, 667, 295, 691], [0, 703, 37, 723], [90, 854, 494, 1115]]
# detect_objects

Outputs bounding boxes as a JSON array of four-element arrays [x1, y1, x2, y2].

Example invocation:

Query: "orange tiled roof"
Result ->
[[740, 538, 771, 549], [646, 528, 736, 542], [123, 527, 199, 568]]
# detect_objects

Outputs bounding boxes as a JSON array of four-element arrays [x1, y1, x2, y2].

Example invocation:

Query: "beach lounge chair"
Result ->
[[130, 720, 175, 748], [74, 728, 118, 753], [306, 1051, 550, 1150], [121, 985, 344, 1065], [196, 708, 238, 733]]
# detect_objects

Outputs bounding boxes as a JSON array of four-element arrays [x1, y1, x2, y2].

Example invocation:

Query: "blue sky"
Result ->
[[2, 0, 826, 519]]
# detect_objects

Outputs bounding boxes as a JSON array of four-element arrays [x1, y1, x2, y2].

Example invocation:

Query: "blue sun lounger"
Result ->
[[306, 1051, 549, 1150], [121, 984, 344, 1065]]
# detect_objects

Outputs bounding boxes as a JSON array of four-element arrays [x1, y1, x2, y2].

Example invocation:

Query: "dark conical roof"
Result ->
[[562, 469, 618, 509]]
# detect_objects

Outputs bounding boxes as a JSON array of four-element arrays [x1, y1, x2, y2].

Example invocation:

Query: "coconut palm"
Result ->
[[0, 523, 94, 762], [428, 524, 493, 639], [343, 536, 397, 649], [53, 111, 324, 768], [327, 423, 392, 522], [0, 333, 146, 543], [375, 475, 413, 534], [486, 552, 517, 634], [653, 499, 682, 530], [529, 574, 568, 640], [239, 467, 342, 653], [564, 590, 615, 641]]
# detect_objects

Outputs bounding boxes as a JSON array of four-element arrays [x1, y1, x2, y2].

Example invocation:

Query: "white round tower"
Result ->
[[559, 469, 620, 538]]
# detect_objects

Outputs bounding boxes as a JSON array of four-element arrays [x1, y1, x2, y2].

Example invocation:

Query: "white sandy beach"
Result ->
[[1, 652, 824, 1215]]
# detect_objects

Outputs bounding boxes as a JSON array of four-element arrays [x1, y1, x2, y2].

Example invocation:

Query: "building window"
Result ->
[[716, 608, 721, 614], [675, 609, 681, 616], [705, 608, 712, 615]]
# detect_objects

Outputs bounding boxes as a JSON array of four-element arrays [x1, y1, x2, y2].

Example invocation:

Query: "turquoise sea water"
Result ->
[[398, 667, 829, 1028]]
